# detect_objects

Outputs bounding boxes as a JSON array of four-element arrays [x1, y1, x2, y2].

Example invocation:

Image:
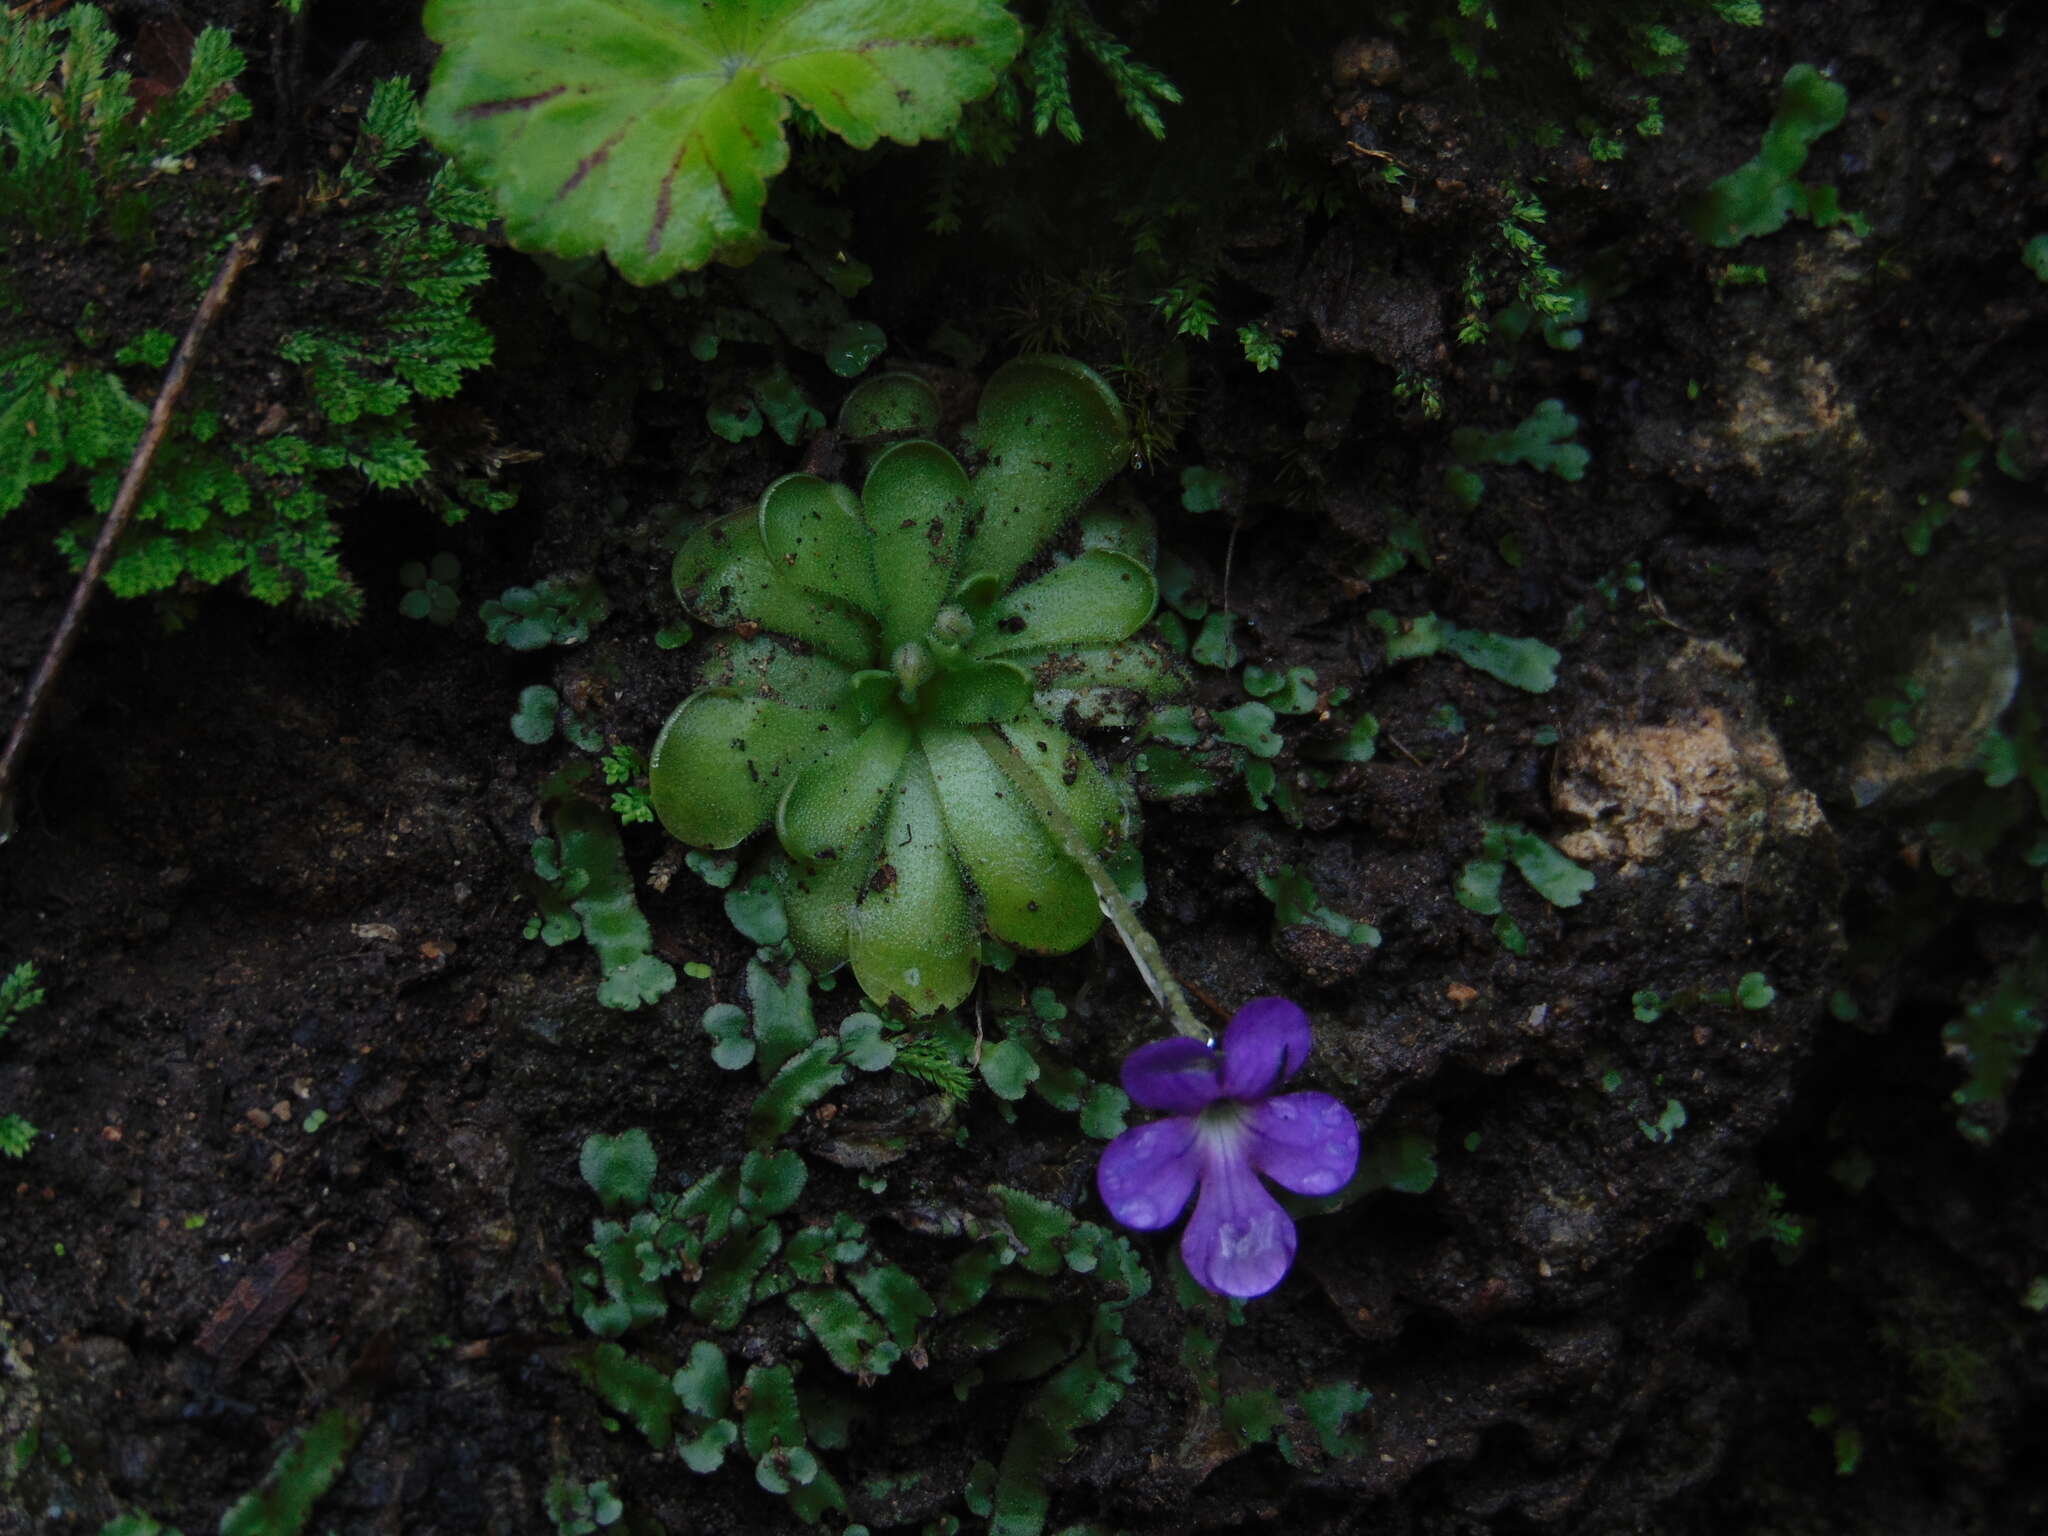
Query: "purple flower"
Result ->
[[1096, 997, 1359, 1298]]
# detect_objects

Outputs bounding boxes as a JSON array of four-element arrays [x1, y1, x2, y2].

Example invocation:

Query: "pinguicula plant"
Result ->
[[1097, 998, 1358, 1298], [650, 357, 1183, 1014]]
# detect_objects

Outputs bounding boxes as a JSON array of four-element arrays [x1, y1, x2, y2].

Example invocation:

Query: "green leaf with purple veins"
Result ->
[[422, 0, 1023, 283]]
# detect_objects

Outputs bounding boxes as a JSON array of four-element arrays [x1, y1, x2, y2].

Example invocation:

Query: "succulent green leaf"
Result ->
[[1024, 637, 1186, 730], [991, 1411, 1067, 1536], [972, 550, 1157, 658], [925, 660, 1035, 725], [848, 669, 897, 725], [960, 356, 1131, 589], [777, 713, 913, 863], [994, 717, 1127, 853], [674, 1340, 733, 1419], [580, 1128, 657, 1211], [673, 509, 876, 668], [1371, 609, 1447, 661], [847, 756, 978, 1013], [838, 371, 941, 443], [693, 634, 856, 711], [760, 473, 881, 615], [1078, 503, 1159, 564], [863, 440, 972, 650], [921, 723, 1099, 953], [422, 0, 1023, 283], [1030, 1049, 1088, 1114], [651, 690, 861, 848], [778, 841, 883, 978], [1371, 610, 1559, 692]]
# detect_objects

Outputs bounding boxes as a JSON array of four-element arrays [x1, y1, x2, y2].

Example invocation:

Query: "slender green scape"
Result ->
[[975, 723, 1207, 1042]]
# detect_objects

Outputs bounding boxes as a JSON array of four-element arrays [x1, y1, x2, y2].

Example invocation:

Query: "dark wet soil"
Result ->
[[3, 2, 2046, 1533]]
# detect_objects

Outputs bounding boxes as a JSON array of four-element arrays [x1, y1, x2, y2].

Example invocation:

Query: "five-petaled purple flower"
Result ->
[[1096, 997, 1359, 1298]]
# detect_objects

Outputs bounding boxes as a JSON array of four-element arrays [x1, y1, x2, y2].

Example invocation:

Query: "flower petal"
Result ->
[[1218, 997, 1313, 1099], [1181, 1144, 1297, 1298], [1121, 1038, 1222, 1113], [1246, 1092, 1358, 1196], [1096, 1117, 1201, 1231]]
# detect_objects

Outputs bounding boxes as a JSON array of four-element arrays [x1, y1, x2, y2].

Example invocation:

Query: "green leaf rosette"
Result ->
[[652, 358, 1183, 1014]]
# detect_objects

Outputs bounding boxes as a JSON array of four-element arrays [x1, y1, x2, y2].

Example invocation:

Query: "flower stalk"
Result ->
[[971, 724, 1210, 1044]]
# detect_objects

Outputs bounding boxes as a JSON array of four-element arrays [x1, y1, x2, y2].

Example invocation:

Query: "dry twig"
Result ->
[[0, 223, 268, 840]]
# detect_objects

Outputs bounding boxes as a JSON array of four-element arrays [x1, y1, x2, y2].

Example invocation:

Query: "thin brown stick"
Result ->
[[0, 223, 268, 839]]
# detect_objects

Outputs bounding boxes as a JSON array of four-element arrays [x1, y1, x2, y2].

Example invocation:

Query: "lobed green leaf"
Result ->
[[423, 0, 1022, 282], [580, 1128, 657, 1211], [748, 1038, 850, 1147]]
